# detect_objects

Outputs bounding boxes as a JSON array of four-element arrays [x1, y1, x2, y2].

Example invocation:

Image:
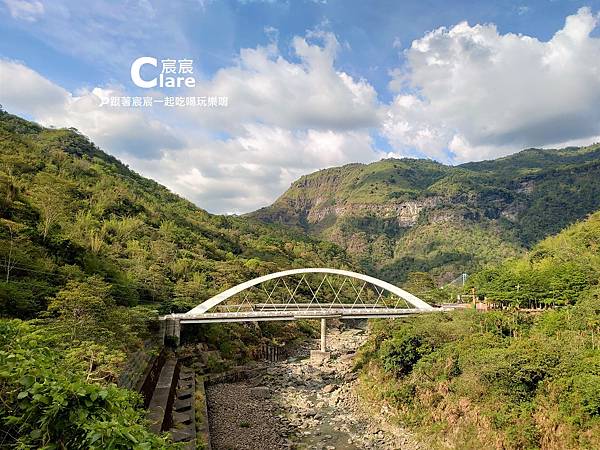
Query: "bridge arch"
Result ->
[[185, 268, 434, 315]]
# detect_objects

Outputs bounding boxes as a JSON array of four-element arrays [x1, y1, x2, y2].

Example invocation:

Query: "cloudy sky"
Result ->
[[1, 0, 600, 213]]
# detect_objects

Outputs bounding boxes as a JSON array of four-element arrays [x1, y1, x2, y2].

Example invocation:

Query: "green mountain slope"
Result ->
[[470, 209, 600, 307], [357, 210, 600, 449], [251, 144, 600, 283], [0, 110, 352, 320]]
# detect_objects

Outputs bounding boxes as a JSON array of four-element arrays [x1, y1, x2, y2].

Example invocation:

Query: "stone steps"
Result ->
[[168, 365, 197, 448], [174, 397, 193, 412]]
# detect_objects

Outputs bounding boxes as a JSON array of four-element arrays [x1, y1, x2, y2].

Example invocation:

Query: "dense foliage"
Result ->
[[0, 110, 355, 324], [359, 299, 600, 449], [357, 211, 600, 449], [252, 144, 600, 283], [0, 320, 174, 449], [0, 110, 351, 321], [2, 108, 599, 448]]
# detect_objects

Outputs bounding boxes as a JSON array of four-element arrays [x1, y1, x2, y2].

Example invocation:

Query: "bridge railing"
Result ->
[[212, 302, 403, 312]]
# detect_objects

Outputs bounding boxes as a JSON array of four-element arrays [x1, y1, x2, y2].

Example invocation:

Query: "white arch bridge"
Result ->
[[161, 268, 445, 351]]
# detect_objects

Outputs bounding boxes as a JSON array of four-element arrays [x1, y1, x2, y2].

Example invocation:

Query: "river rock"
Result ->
[[322, 383, 337, 393], [250, 386, 271, 399], [205, 326, 421, 450]]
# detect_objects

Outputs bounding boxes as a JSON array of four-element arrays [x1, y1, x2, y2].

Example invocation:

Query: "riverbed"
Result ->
[[206, 324, 422, 450]]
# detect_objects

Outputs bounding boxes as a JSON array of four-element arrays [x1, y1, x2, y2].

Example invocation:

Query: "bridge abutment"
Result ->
[[163, 316, 181, 347]]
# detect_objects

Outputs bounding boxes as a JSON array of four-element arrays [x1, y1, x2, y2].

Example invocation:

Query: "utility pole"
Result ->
[[4, 224, 14, 283]]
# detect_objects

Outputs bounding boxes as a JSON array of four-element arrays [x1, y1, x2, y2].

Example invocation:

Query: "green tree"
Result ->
[[48, 276, 114, 338], [0, 320, 174, 449], [29, 173, 73, 240]]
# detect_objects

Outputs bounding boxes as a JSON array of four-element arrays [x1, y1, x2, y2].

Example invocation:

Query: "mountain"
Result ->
[[0, 109, 352, 320], [470, 208, 600, 307], [250, 145, 600, 283]]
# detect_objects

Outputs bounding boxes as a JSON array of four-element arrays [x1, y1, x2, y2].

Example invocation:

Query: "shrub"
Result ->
[[378, 330, 432, 377], [0, 320, 174, 449]]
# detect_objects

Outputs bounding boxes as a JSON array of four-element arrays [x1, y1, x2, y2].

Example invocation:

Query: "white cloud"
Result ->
[[156, 32, 382, 212], [384, 7, 600, 162], [0, 59, 68, 115], [129, 124, 376, 213], [4, 9, 600, 214], [185, 32, 380, 133], [0, 60, 183, 159], [2, 0, 44, 22]]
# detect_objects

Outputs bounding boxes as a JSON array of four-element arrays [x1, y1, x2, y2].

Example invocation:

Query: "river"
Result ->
[[205, 323, 422, 450]]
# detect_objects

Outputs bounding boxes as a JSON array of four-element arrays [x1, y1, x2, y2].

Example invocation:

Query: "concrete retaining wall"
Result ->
[[252, 343, 288, 362], [117, 339, 162, 393], [147, 358, 180, 433]]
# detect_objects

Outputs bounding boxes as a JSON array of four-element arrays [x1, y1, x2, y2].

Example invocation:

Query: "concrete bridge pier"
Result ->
[[311, 317, 332, 365], [320, 318, 327, 352]]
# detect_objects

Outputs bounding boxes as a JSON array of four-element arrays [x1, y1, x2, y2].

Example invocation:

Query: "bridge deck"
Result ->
[[172, 307, 443, 324]]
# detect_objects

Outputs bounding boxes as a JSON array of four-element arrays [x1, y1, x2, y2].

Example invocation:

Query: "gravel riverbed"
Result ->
[[206, 324, 422, 450]]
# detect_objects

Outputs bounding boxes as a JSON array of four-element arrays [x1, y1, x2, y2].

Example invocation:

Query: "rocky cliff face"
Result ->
[[305, 197, 441, 226], [250, 145, 600, 284]]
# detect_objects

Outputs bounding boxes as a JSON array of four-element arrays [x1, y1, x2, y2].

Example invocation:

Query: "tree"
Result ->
[[29, 173, 72, 239], [403, 272, 446, 303], [378, 329, 433, 377], [1, 221, 15, 282], [0, 320, 175, 449], [48, 276, 114, 338]]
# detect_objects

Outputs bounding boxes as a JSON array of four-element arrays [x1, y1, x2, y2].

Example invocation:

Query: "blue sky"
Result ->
[[2, 0, 600, 212], [2, 1, 598, 96]]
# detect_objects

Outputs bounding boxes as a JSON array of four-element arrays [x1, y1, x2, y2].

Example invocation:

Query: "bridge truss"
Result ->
[[161, 269, 444, 348]]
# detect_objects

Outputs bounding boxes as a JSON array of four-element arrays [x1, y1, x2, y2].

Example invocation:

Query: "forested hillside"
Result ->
[[2, 108, 598, 449], [0, 110, 351, 448], [0, 109, 351, 319], [251, 145, 600, 283], [470, 210, 600, 308], [357, 211, 600, 449]]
